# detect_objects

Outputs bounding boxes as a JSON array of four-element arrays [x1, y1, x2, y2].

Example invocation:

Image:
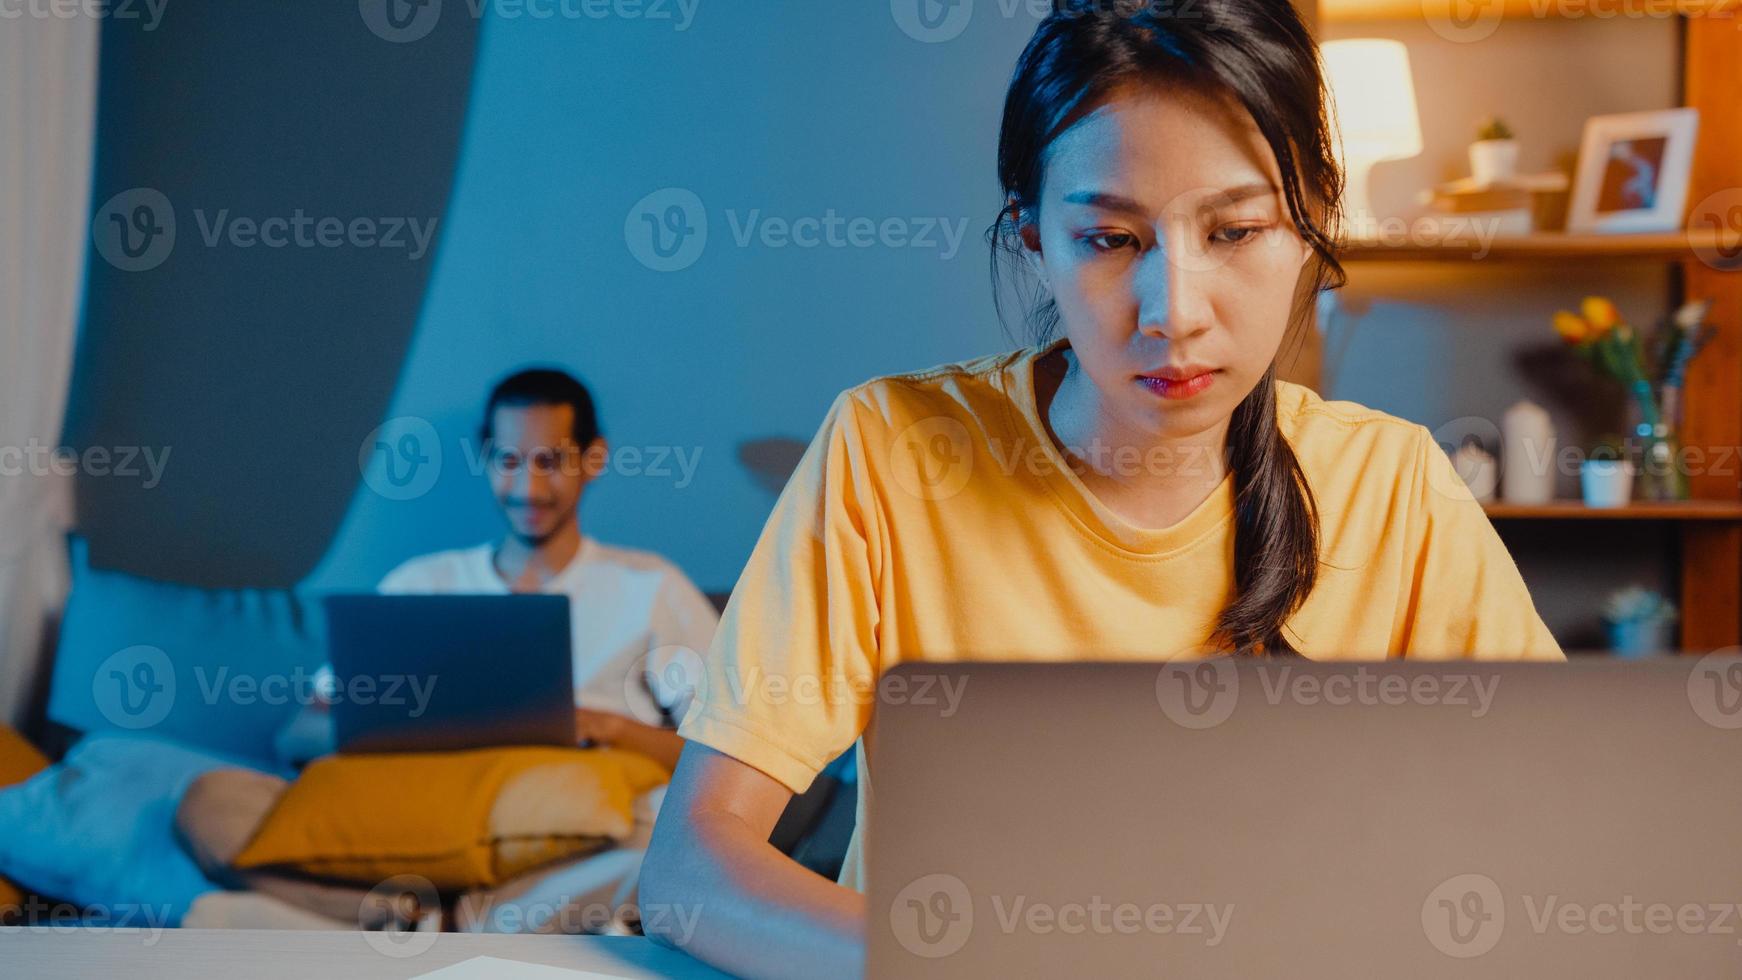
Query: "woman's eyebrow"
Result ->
[[1062, 181, 1279, 213], [1061, 190, 1148, 214], [1213, 181, 1281, 205]]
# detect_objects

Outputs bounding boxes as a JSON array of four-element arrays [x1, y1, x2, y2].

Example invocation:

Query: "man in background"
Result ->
[[278, 367, 719, 766], [178, 369, 718, 933]]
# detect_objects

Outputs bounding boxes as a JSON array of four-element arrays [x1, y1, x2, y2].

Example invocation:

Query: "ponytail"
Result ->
[[1212, 363, 1320, 655]]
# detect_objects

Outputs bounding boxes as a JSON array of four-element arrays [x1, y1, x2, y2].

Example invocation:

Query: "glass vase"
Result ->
[[1634, 418, 1689, 502]]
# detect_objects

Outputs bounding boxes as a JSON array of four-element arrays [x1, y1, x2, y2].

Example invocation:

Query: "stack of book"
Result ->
[[1417, 172, 1571, 236]]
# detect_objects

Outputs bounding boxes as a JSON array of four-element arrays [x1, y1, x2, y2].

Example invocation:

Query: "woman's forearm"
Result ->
[[640, 804, 867, 979]]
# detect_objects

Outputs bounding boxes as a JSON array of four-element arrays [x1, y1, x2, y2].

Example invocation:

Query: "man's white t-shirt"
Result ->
[[377, 536, 720, 727]]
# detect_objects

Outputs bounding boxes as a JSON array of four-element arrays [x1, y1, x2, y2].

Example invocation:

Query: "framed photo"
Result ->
[[1566, 108, 1699, 234]]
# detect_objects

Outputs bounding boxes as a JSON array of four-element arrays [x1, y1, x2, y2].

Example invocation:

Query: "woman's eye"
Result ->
[[1214, 224, 1263, 246], [1083, 231, 1138, 253]]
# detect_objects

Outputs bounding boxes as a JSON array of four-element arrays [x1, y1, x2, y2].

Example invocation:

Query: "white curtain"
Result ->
[[0, 16, 100, 727]]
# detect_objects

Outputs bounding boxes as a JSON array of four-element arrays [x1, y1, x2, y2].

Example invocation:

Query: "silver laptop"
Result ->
[[866, 656, 1742, 977]]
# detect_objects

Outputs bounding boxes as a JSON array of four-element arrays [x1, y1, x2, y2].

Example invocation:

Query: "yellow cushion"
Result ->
[[232, 746, 668, 891], [0, 723, 46, 788], [0, 724, 48, 913]]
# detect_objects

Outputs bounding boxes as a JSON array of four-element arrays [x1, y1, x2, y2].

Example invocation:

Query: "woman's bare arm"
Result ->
[[639, 742, 867, 979]]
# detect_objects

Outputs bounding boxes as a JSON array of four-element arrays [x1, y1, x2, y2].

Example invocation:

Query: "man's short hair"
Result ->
[[480, 368, 602, 446]]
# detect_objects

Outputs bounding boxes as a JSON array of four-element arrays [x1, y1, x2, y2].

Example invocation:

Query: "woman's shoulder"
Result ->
[[830, 346, 1035, 433], [1276, 380, 1426, 446], [1275, 381, 1434, 492]]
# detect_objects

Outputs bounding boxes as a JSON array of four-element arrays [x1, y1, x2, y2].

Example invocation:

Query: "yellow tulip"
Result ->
[[1581, 296, 1621, 336], [1553, 309, 1589, 344]]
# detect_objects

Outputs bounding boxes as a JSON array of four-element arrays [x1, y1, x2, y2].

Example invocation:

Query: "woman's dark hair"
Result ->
[[990, 0, 1347, 656]]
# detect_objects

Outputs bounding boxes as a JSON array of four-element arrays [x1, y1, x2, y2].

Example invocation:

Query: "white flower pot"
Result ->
[[1469, 139, 1520, 185], [1581, 459, 1635, 509]]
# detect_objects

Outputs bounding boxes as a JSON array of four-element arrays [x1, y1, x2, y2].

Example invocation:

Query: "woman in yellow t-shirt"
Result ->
[[641, 2, 1563, 975]]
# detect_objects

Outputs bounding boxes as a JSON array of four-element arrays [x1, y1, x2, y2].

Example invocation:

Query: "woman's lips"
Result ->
[[1137, 370, 1218, 400]]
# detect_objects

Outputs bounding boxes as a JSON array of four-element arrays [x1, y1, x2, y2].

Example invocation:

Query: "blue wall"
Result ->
[[307, 3, 1051, 593]]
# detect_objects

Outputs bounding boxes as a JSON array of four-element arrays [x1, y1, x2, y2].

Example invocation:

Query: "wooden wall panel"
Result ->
[[1679, 12, 1742, 649]]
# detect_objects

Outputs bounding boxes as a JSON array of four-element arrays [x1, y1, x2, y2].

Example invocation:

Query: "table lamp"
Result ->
[[1321, 39, 1423, 240]]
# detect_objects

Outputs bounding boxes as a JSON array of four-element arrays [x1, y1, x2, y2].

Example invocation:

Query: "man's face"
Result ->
[[486, 403, 599, 544]]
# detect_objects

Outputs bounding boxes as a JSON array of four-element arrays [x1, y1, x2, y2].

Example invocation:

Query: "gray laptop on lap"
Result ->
[[322, 593, 575, 753], [865, 657, 1742, 977]]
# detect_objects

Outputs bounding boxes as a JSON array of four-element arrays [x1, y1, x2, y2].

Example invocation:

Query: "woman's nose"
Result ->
[[1134, 245, 1214, 342]]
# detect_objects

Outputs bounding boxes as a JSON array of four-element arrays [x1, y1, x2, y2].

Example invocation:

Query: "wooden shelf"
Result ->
[[1290, 4, 1742, 648], [1484, 500, 1742, 521], [1339, 229, 1742, 264]]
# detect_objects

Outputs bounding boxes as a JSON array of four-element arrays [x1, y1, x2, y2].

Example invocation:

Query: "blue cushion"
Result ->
[[47, 539, 325, 766], [0, 733, 261, 925]]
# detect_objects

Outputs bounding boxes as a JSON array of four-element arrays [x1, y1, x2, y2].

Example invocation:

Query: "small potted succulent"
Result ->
[[1580, 433, 1633, 509], [1602, 586, 1677, 657], [1470, 116, 1519, 185]]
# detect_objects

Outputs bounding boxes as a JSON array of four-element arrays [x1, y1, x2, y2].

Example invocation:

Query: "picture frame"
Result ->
[[1565, 107, 1699, 234]]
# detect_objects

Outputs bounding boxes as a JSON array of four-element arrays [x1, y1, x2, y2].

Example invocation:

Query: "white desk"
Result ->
[[0, 927, 735, 979]]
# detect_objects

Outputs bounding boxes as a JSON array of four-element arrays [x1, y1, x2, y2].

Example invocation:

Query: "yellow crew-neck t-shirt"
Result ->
[[677, 341, 1564, 892]]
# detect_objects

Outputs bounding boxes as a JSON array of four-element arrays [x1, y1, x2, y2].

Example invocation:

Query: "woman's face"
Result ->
[[1023, 82, 1313, 446]]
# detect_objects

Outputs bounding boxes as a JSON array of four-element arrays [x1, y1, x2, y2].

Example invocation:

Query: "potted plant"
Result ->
[[1470, 116, 1519, 185], [1580, 433, 1633, 508], [1601, 586, 1677, 657], [1550, 296, 1716, 501]]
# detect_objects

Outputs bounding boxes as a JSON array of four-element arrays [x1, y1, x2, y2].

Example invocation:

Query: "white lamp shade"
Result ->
[[1321, 39, 1424, 164]]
